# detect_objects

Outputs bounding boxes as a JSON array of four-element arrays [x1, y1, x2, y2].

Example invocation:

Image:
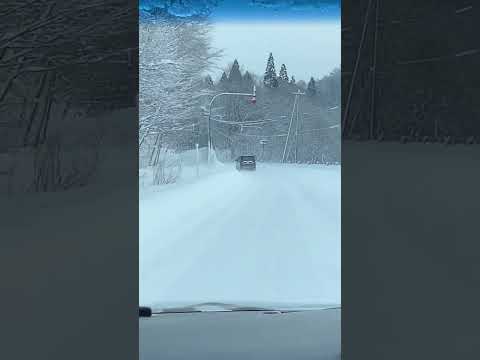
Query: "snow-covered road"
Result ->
[[140, 163, 340, 308]]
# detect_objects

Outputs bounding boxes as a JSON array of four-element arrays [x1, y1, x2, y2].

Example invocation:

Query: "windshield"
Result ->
[[139, 1, 340, 312]]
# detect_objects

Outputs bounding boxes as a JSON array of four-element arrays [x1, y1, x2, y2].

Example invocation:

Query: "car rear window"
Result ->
[[241, 157, 255, 161]]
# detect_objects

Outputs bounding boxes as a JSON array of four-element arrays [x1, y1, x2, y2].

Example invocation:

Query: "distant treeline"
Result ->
[[198, 54, 340, 163]]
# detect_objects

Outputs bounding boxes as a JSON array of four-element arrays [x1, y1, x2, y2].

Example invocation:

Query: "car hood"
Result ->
[[140, 307, 340, 360]]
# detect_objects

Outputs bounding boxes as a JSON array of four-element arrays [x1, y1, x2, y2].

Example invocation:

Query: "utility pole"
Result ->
[[294, 91, 302, 163], [283, 89, 305, 163], [342, 0, 373, 136]]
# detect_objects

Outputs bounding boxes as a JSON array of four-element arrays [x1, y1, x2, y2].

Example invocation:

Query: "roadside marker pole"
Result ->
[[195, 143, 199, 178]]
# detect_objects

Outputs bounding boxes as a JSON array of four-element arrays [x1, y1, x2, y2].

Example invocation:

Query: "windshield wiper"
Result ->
[[140, 302, 277, 316], [140, 302, 341, 317], [228, 305, 277, 312], [152, 302, 273, 314]]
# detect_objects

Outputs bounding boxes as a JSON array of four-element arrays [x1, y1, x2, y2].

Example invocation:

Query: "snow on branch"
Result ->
[[139, 18, 220, 149]]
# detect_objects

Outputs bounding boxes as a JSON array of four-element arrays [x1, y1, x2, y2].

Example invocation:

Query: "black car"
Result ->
[[235, 155, 256, 171]]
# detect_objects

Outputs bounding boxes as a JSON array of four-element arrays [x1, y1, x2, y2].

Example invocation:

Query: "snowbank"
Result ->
[[139, 147, 229, 191]]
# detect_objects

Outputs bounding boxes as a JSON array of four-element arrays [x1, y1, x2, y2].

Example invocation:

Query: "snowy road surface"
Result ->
[[140, 163, 340, 308]]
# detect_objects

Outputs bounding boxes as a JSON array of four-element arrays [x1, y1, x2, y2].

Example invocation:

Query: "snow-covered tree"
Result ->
[[228, 59, 243, 84], [279, 64, 289, 83], [207, 65, 340, 163], [0, 0, 137, 192], [1, 0, 137, 146], [139, 18, 219, 149], [263, 53, 278, 88], [316, 67, 340, 106], [219, 71, 228, 86]]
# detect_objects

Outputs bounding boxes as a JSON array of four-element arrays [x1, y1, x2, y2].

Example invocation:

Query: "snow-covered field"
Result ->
[[139, 162, 341, 308]]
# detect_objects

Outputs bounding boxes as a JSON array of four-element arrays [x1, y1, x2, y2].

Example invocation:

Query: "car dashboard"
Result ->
[[140, 308, 340, 360]]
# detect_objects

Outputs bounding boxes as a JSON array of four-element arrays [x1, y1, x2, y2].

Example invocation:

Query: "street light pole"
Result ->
[[207, 85, 256, 164]]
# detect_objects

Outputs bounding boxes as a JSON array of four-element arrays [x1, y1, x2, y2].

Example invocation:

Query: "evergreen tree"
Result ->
[[243, 71, 253, 83], [279, 63, 289, 82], [219, 71, 228, 85], [307, 77, 317, 96], [228, 59, 243, 84], [290, 75, 296, 85], [263, 52, 278, 88]]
